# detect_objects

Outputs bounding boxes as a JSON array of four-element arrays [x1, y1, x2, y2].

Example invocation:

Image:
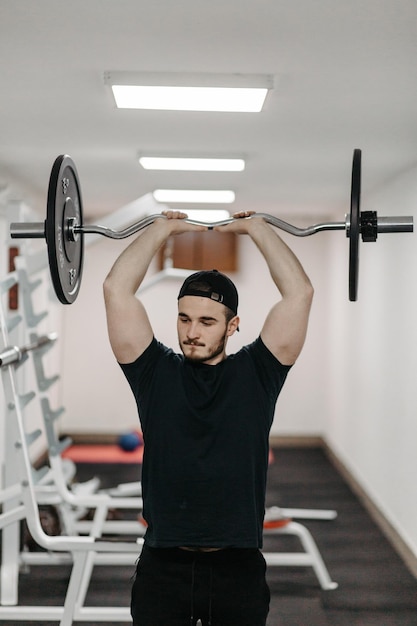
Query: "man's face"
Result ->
[[177, 296, 238, 365]]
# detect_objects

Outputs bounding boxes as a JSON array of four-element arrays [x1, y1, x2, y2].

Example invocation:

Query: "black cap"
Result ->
[[178, 269, 238, 316]]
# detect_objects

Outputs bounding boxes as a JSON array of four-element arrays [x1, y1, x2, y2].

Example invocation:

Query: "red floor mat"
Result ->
[[62, 444, 144, 464]]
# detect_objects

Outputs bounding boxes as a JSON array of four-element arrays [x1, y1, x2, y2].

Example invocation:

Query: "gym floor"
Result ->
[[5, 446, 417, 626]]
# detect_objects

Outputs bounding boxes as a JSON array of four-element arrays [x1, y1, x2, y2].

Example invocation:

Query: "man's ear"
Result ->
[[227, 316, 240, 336]]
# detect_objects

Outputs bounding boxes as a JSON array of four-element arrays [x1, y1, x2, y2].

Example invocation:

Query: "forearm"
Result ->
[[214, 213, 313, 363], [104, 213, 208, 299], [103, 218, 183, 362], [245, 219, 313, 300], [104, 219, 172, 297]]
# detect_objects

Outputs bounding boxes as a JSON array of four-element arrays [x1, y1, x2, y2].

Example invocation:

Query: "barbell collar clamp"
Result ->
[[360, 211, 378, 242], [66, 217, 80, 242]]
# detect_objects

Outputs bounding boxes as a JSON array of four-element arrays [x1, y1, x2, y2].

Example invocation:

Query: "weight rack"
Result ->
[[0, 249, 141, 624]]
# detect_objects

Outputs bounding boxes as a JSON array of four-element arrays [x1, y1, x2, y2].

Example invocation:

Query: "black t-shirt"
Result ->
[[120, 336, 291, 548]]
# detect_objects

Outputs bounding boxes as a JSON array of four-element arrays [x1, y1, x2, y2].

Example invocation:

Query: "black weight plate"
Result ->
[[349, 149, 361, 301], [45, 155, 84, 304]]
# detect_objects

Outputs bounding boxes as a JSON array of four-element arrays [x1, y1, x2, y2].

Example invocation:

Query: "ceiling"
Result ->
[[1, 0, 417, 228]]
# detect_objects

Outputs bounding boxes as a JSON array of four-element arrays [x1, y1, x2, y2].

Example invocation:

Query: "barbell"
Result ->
[[10, 150, 413, 304], [0, 333, 57, 368]]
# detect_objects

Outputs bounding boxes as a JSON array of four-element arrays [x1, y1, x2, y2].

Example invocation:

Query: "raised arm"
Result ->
[[103, 211, 207, 364], [216, 212, 313, 365]]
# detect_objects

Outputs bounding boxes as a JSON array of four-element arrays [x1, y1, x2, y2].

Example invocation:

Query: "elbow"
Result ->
[[103, 272, 118, 303], [297, 276, 314, 307], [305, 279, 314, 304], [103, 273, 111, 297], [103, 270, 138, 305], [281, 278, 313, 309], [304, 282, 314, 313], [296, 279, 314, 319]]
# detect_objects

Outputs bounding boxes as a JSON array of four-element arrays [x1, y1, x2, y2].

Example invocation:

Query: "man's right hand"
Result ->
[[157, 210, 208, 235]]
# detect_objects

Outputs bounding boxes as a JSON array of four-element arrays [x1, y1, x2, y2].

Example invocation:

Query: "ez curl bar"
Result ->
[[10, 150, 413, 304]]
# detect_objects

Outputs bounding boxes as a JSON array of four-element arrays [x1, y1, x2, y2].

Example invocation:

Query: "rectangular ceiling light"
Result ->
[[139, 156, 245, 171], [184, 209, 230, 222], [104, 71, 273, 112], [153, 189, 235, 204], [112, 86, 267, 112]]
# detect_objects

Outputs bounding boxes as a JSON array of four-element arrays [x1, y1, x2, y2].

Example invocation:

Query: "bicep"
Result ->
[[105, 294, 153, 364]]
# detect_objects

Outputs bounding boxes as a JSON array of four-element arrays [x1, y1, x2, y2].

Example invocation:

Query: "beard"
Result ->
[[180, 332, 227, 364]]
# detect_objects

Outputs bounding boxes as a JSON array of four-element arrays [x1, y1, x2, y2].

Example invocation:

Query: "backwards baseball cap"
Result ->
[[178, 269, 238, 317]]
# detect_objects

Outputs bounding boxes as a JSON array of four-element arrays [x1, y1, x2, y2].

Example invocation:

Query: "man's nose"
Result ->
[[187, 322, 200, 339]]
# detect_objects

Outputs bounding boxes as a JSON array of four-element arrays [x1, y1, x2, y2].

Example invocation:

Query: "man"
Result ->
[[103, 210, 313, 626]]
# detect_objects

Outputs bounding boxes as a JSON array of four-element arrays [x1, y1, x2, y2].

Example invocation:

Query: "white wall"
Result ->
[[325, 165, 417, 559]]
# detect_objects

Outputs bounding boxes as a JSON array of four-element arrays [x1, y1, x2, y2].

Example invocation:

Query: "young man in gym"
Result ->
[[103, 210, 313, 626]]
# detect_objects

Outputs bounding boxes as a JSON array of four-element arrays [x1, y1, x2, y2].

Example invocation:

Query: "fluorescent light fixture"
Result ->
[[183, 210, 230, 222], [104, 71, 273, 112], [153, 189, 235, 204], [112, 86, 267, 112], [139, 156, 245, 172]]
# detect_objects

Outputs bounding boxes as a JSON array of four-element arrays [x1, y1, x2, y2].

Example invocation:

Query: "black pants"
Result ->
[[131, 545, 270, 626]]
